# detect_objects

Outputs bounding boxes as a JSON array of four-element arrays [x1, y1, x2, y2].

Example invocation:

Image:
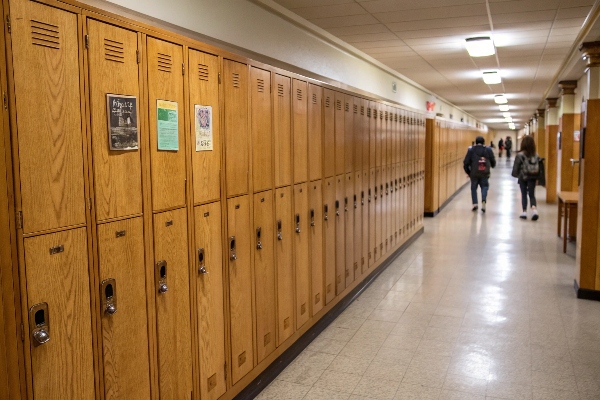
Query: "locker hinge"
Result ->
[[20, 323, 24, 341], [15, 211, 22, 229], [136, 50, 140, 64], [224, 362, 227, 380], [85, 34, 89, 49], [218, 72, 221, 84], [3, 91, 7, 110], [5, 15, 10, 34], [182, 63, 185, 76]]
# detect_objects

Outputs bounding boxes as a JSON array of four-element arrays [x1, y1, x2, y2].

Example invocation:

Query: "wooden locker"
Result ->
[[368, 168, 376, 268], [387, 107, 393, 166], [194, 202, 226, 399], [293, 80, 308, 184], [226, 196, 254, 383], [97, 217, 151, 400], [344, 94, 354, 173], [394, 164, 400, 246], [334, 92, 345, 175], [335, 175, 345, 294], [353, 97, 362, 172], [382, 165, 389, 254], [153, 208, 193, 399], [369, 103, 376, 169], [224, 60, 249, 197], [386, 166, 393, 251], [87, 20, 142, 222], [361, 170, 369, 274], [375, 105, 382, 168], [362, 100, 370, 172], [275, 186, 294, 343], [344, 173, 355, 287], [147, 37, 186, 211], [323, 178, 336, 304], [11, 2, 86, 233], [353, 172, 362, 279], [253, 191, 276, 362], [24, 228, 94, 399], [308, 85, 323, 182], [189, 49, 221, 204], [250, 67, 273, 192], [308, 181, 324, 315], [323, 89, 335, 178], [274, 75, 292, 187], [294, 183, 310, 329], [382, 108, 388, 167], [375, 167, 382, 262]]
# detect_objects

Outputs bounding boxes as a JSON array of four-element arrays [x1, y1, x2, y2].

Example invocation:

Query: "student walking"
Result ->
[[505, 136, 513, 158], [512, 135, 545, 220], [463, 136, 496, 212], [498, 138, 504, 157]]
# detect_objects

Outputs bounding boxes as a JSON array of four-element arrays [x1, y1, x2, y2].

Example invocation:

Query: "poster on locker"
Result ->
[[195, 105, 213, 151], [157, 99, 179, 151], [107, 94, 139, 150]]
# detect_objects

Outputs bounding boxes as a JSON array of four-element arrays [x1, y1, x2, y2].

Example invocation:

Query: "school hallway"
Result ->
[[256, 158, 600, 400]]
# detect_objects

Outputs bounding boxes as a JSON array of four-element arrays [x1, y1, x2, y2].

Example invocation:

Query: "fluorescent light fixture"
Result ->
[[483, 71, 501, 84], [509, 123, 516, 130], [499, 104, 510, 111], [505, 117, 513, 122], [494, 94, 508, 104], [465, 37, 495, 57], [502, 112, 511, 118]]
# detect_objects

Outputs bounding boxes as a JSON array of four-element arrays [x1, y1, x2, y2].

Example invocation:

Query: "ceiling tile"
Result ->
[[339, 32, 400, 43], [490, 0, 560, 14], [293, 3, 367, 20], [556, 6, 593, 20], [275, 0, 353, 8], [492, 10, 557, 24], [387, 16, 489, 31], [392, 26, 490, 39], [374, 4, 488, 23], [352, 39, 407, 48], [309, 14, 380, 28], [327, 24, 390, 36]]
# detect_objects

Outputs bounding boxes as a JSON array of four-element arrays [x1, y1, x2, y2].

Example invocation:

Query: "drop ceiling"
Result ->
[[271, 0, 598, 130]]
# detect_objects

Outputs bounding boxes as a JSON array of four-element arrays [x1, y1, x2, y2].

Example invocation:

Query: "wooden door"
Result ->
[[223, 60, 249, 197], [386, 166, 392, 253], [226, 196, 254, 383], [382, 108, 388, 167], [334, 92, 345, 175], [194, 202, 226, 399], [323, 89, 335, 178], [11, 2, 86, 233], [87, 19, 142, 222], [353, 97, 362, 172], [293, 79, 308, 184], [24, 228, 94, 399], [308, 84, 323, 182], [376, 105, 382, 168], [274, 75, 292, 187], [344, 173, 354, 287], [250, 67, 273, 192], [368, 168, 376, 268], [344, 95, 353, 173], [97, 217, 151, 400], [153, 208, 193, 399], [189, 50, 221, 204], [353, 172, 362, 278], [253, 191, 276, 362], [275, 186, 294, 343], [362, 100, 370, 172], [323, 178, 336, 304], [375, 167, 382, 262], [294, 183, 310, 329], [335, 175, 345, 294], [361, 170, 369, 273], [369, 103, 376, 169], [308, 181, 324, 315], [147, 37, 186, 211]]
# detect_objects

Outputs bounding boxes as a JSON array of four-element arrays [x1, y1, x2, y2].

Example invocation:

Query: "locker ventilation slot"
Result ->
[[336, 100, 342, 111], [367, 108, 371, 117], [31, 20, 60, 49], [104, 39, 125, 63], [232, 73, 240, 88], [312, 93, 317, 104], [353, 104, 358, 113], [296, 88, 302, 100], [325, 97, 330, 107], [373, 110, 377, 118], [257, 78, 265, 93], [198, 64, 209, 81], [361, 106, 365, 115], [277, 84, 284, 97], [157, 53, 172, 73], [345, 103, 349, 112]]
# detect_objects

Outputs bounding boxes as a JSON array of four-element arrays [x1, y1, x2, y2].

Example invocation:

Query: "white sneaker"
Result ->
[[520, 212, 527, 219], [531, 207, 539, 221]]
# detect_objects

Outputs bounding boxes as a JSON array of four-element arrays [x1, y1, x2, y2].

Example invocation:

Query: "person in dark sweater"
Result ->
[[505, 136, 513, 158], [463, 136, 496, 212]]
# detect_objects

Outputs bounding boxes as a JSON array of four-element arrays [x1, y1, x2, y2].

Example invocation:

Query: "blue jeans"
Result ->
[[470, 177, 489, 204], [519, 179, 537, 211]]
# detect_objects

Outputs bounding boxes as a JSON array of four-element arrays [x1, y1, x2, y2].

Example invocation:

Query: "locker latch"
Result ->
[[256, 228, 263, 250], [229, 236, 237, 260], [29, 303, 50, 347], [335, 201, 340, 216], [361, 191, 364, 205], [310, 209, 315, 226], [368, 189, 371, 203], [198, 248, 208, 274], [295, 214, 301, 233], [353, 195, 357, 209], [344, 198, 348, 212], [323, 205, 328, 221], [156, 260, 168, 294], [100, 278, 118, 315], [277, 221, 283, 240]]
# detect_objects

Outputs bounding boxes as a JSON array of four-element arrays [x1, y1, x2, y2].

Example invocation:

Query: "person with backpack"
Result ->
[[505, 136, 513, 158], [463, 136, 496, 212], [498, 138, 504, 157], [512, 135, 545, 220]]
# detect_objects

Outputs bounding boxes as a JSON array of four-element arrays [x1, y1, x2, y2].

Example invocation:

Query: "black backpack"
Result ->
[[521, 155, 540, 178], [471, 147, 490, 178]]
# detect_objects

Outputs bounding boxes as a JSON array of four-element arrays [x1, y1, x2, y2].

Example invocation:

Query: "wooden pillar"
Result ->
[[545, 98, 558, 203], [557, 81, 580, 194], [536, 109, 546, 165]]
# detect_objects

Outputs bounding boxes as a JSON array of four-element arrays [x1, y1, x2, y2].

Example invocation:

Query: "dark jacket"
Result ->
[[512, 153, 545, 185], [504, 138, 512, 150], [463, 145, 496, 178]]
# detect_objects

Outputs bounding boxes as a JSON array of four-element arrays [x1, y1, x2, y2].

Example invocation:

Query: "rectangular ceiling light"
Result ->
[[509, 123, 516, 130], [505, 117, 513, 122], [502, 112, 511, 118], [483, 71, 501, 84], [499, 104, 510, 111], [465, 37, 495, 57], [494, 94, 508, 104]]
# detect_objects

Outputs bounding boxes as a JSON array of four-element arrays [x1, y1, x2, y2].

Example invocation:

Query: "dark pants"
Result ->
[[519, 179, 537, 211], [470, 177, 489, 204], [506, 148, 511, 158]]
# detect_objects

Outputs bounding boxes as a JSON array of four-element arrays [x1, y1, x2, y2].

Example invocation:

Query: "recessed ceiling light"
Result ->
[[509, 123, 516, 130], [502, 112, 511, 118], [505, 117, 513, 122], [483, 71, 501, 84], [499, 104, 510, 111], [494, 94, 508, 104], [465, 37, 495, 57]]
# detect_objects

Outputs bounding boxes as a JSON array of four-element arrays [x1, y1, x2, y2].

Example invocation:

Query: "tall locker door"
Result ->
[[253, 191, 276, 362], [334, 175, 345, 294], [294, 183, 310, 329], [308, 181, 324, 315], [344, 95, 354, 173], [368, 168, 376, 268], [224, 60, 249, 197], [275, 187, 294, 343], [189, 50, 221, 204], [375, 106, 382, 167], [362, 100, 370, 172], [293, 80, 308, 184], [369, 103, 376, 169], [147, 38, 186, 211], [323, 89, 335, 178], [381, 109, 388, 167], [274, 75, 292, 187], [387, 108, 393, 167], [194, 203, 226, 400], [308, 85, 323, 182], [226, 196, 253, 383], [323, 178, 336, 304], [394, 164, 400, 246], [344, 173, 355, 287], [334, 92, 345, 175], [388, 166, 394, 250], [11, 2, 86, 233], [353, 172, 362, 279], [24, 229, 94, 399], [353, 98, 362, 172], [382, 165, 389, 254], [87, 20, 142, 222], [375, 167, 382, 262], [153, 209, 192, 399], [250, 67, 273, 192], [361, 170, 369, 274], [97, 218, 151, 400]]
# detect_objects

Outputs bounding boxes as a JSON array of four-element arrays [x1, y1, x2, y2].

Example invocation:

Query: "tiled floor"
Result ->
[[255, 159, 600, 400]]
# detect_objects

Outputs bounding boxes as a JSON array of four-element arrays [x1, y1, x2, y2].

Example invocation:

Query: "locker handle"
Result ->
[[256, 228, 263, 250], [198, 248, 208, 274], [229, 236, 237, 260], [335, 200, 340, 216], [324, 205, 328, 220], [295, 214, 301, 233], [361, 191, 365, 205], [100, 278, 117, 315], [368, 189, 371, 203], [156, 260, 168, 294], [277, 221, 283, 240], [344, 198, 348, 212], [354, 194, 357, 208], [374, 187, 378, 200], [310, 209, 315, 226], [29, 303, 50, 347]]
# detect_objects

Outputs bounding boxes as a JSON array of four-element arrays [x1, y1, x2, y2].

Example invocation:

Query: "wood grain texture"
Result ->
[[24, 228, 95, 400], [308, 181, 324, 315], [344, 173, 355, 287], [335, 174, 345, 294], [353, 172, 362, 279], [292, 80, 308, 184], [362, 99, 370, 171], [307, 84, 323, 182], [87, 20, 142, 221], [353, 97, 362, 172], [344, 94, 353, 173], [11, 2, 86, 233], [189, 50, 221, 204], [546, 124, 559, 203], [274, 75, 292, 187], [369, 168, 376, 268], [369, 102, 376, 169], [361, 170, 369, 274], [97, 217, 151, 400], [334, 92, 345, 176], [323, 89, 335, 178], [323, 178, 336, 304], [275, 186, 294, 343], [293, 183, 310, 329], [193, 202, 226, 400], [375, 167, 382, 262], [250, 67, 273, 193]]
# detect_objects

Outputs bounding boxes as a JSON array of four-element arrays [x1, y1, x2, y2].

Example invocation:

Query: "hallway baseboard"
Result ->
[[574, 279, 600, 301], [234, 227, 424, 400], [424, 180, 469, 217]]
